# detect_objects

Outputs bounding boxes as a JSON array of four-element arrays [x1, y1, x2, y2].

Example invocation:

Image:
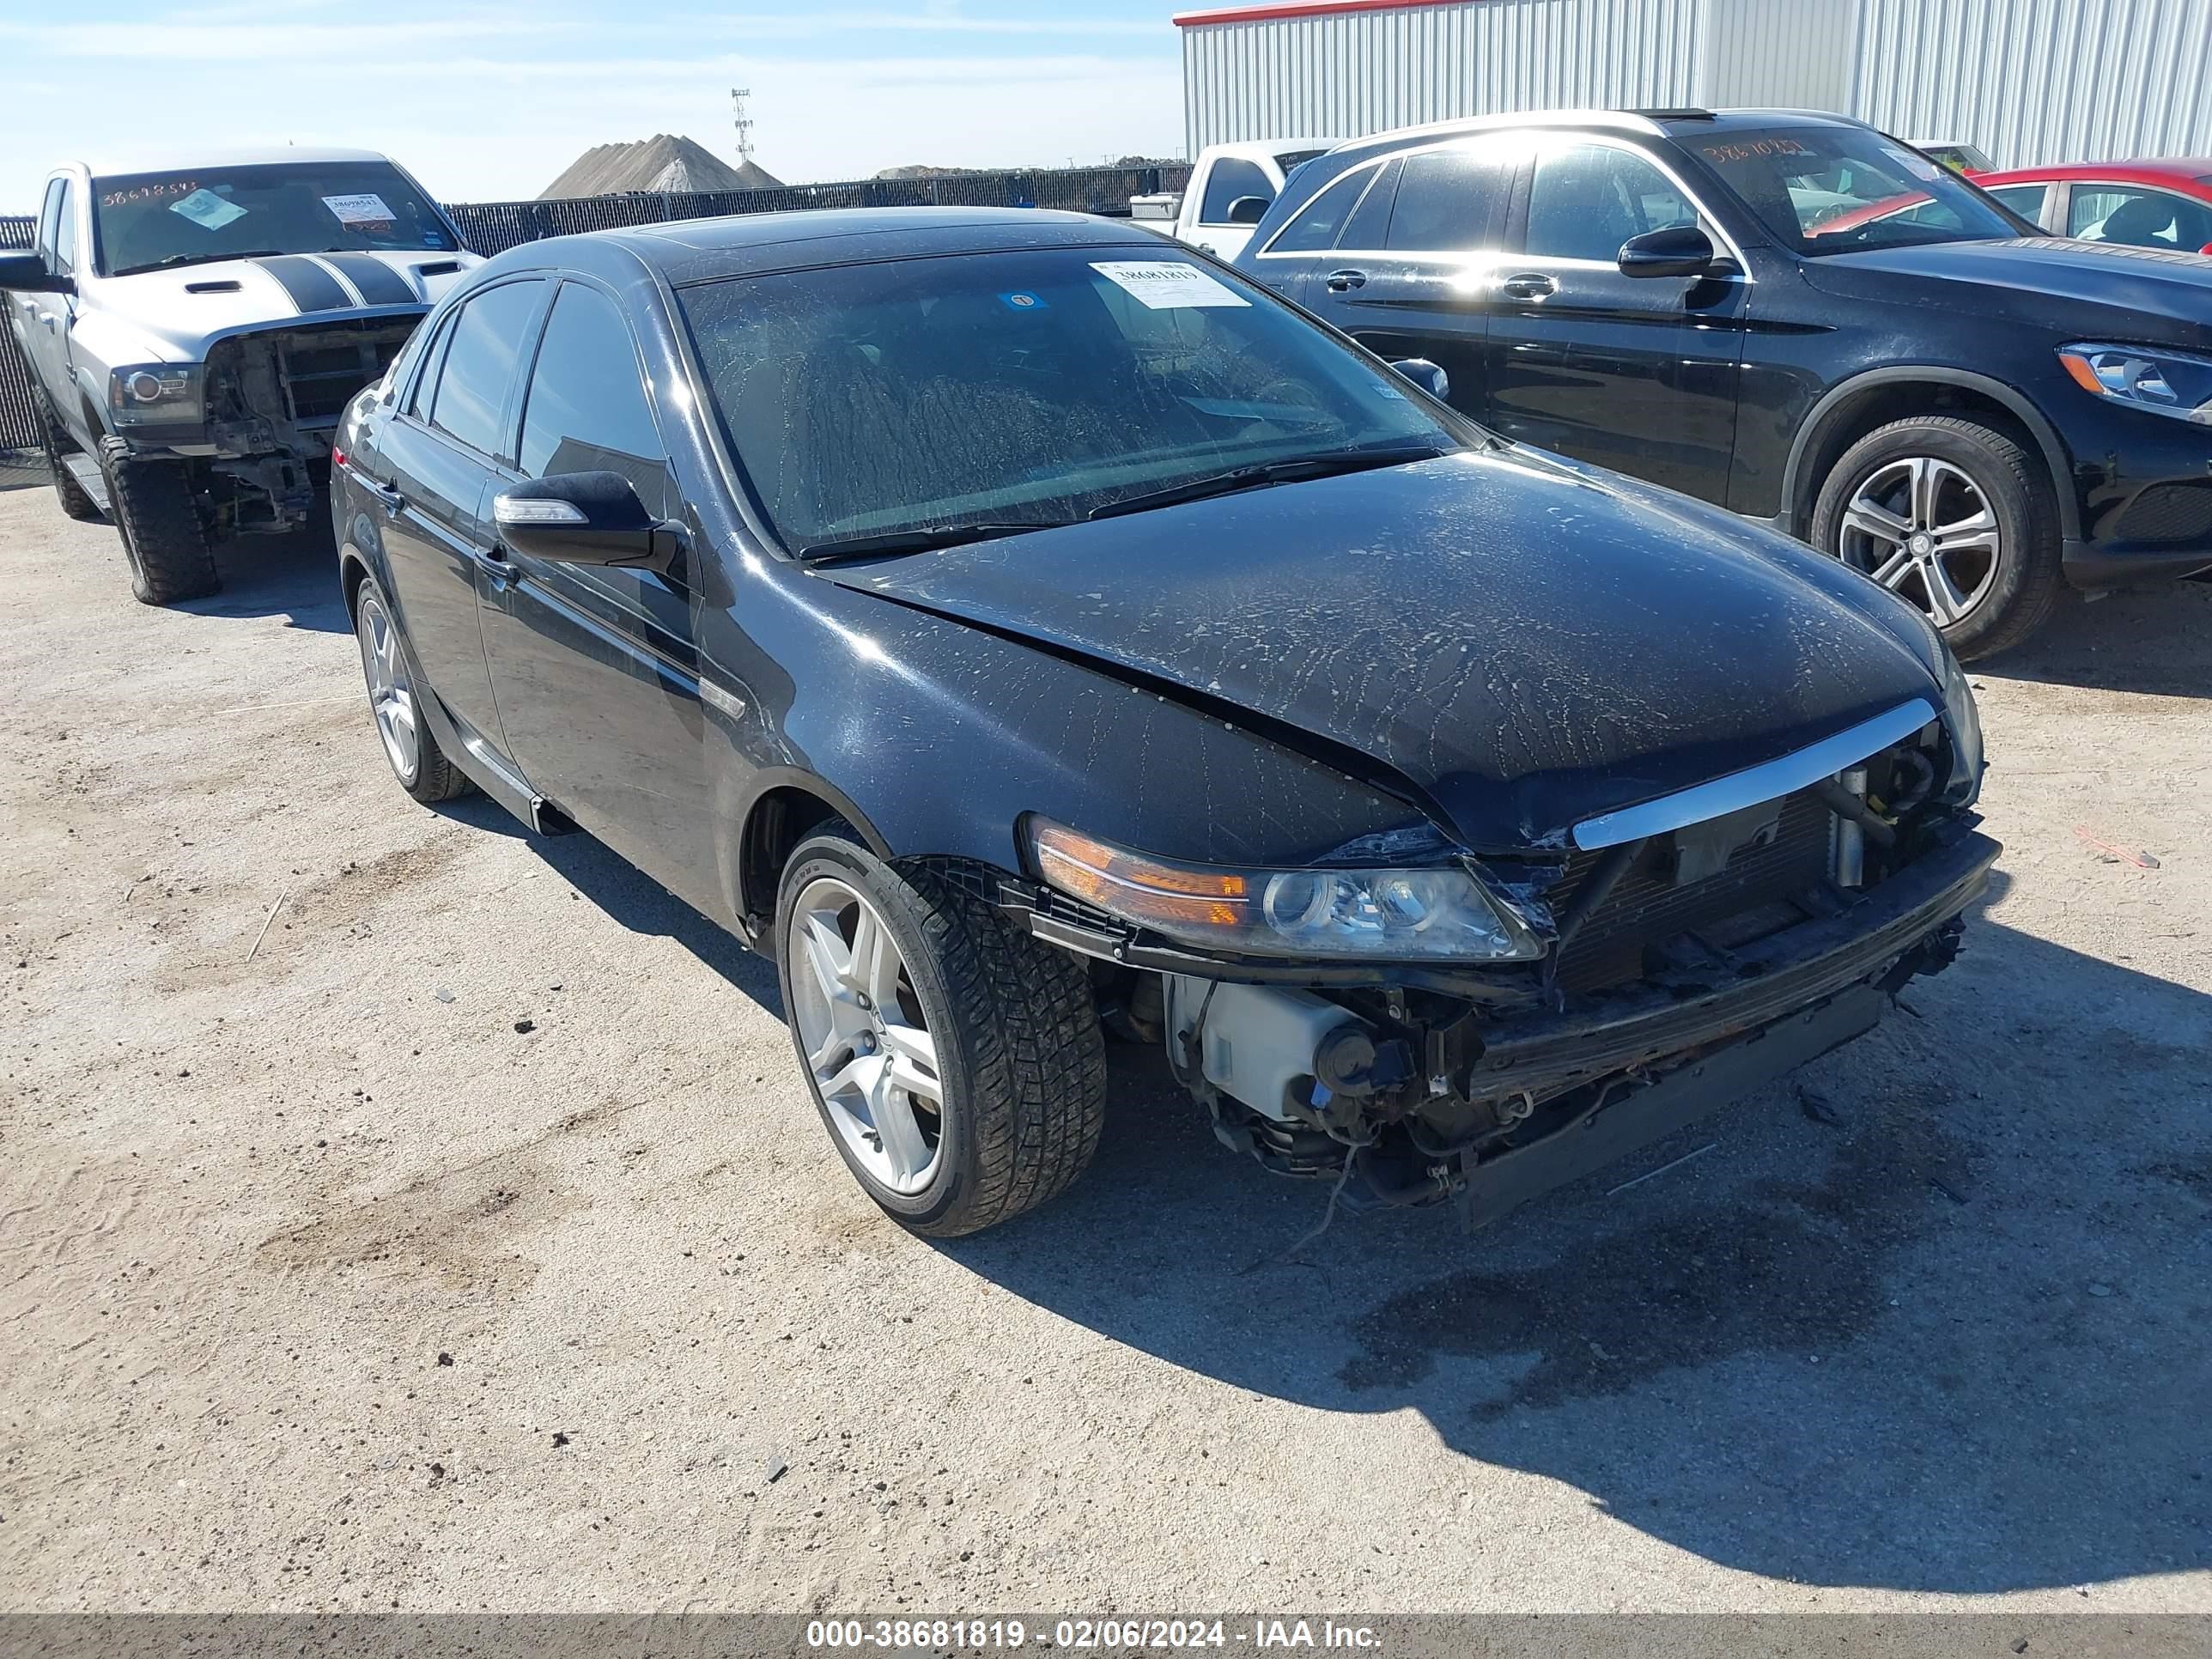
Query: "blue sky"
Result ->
[[0, 1, 1189, 211]]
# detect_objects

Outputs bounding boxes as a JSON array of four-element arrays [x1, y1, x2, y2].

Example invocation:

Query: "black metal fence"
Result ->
[[0, 163, 1190, 460]]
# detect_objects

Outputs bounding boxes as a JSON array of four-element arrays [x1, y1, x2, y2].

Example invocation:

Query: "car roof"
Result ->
[[1974, 158, 2212, 190], [488, 206, 1169, 287], [1310, 105, 1869, 168], [68, 144, 397, 181]]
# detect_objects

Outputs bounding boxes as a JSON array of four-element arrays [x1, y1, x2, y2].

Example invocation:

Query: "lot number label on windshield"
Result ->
[[1090, 261, 1250, 309], [323, 193, 396, 228]]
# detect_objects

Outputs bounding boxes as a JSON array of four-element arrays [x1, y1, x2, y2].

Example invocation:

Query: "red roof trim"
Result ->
[[1174, 0, 1468, 27]]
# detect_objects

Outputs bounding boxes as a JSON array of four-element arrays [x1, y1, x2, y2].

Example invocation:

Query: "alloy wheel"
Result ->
[[355, 591, 421, 783], [1837, 455, 2002, 628], [788, 876, 945, 1194]]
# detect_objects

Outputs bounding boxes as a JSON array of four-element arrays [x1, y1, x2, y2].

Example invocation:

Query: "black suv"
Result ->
[[1236, 108, 2212, 657]]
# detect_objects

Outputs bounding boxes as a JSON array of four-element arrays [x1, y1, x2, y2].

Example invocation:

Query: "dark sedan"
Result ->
[[1237, 109, 2212, 659], [331, 209, 1996, 1237]]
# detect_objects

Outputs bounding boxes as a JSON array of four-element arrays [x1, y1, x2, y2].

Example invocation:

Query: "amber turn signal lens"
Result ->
[[1028, 820, 1250, 930]]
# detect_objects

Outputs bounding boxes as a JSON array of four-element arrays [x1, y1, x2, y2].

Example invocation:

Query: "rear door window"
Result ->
[[1335, 159, 1402, 250], [1199, 157, 1274, 226], [2068, 184, 2212, 251], [1385, 145, 1506, 252], [426, 279, 545, 460], [1982, 182, 2047, 223], [518, 283, 672, 515], [1265, 170, 1371, 254]]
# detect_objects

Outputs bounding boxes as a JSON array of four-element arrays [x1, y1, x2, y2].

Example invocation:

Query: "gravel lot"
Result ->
[[2, 477, 2207, 1615]]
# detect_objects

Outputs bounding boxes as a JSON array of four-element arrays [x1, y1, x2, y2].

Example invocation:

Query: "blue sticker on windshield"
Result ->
[[1000, 290, 1048, 312]]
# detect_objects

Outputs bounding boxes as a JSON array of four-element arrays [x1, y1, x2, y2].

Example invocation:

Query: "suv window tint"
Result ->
[[427, 280, 544, 459], [519, 283, 672, 515], [1527, 143, 1696, 262], [1268, 169, 1370, 253], [1336, 159, 1401, 249], [52, 181, 78, 275], [2069, 184, 2212, 250], [1385, 146, 1503, 252], [1982, 182, 2046, 222], [1200, 158, 1274, 225]]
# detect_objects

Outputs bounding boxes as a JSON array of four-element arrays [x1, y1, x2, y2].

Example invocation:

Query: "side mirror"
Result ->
[[493, 472, 678, 572], [1389, 358, 1450, 403], [0, 252, 72, 295], [1618, 225, 1717, 279], [1224, 195, 1272, 226]]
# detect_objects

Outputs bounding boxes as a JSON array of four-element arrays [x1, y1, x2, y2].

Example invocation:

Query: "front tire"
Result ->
[[775, 834, 1106, 1237], [39, 394, 100, 522], [351, 574, 471, 804], [1810, 415, 2062, 659], [99, 436, 219, 605]]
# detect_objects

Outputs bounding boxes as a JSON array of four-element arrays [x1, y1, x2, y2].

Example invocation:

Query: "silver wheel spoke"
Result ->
[[868, 1065, 932, 1185], [1869, 545, 1914, 587], [1923, 556, 1972, 626], [787, 876, 944, 1197], [1844, 499, 1911, 545], [1908, 456, 1941, 529]]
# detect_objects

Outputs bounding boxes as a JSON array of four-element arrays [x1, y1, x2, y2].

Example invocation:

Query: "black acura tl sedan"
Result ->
[[331, 208, 1997, 1237], [1236, 108, 2212, 659]]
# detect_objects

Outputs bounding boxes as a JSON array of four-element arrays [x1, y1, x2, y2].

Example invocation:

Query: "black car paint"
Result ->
[[333, 209, 1947, 963], [1238, 109, 2212, 587]]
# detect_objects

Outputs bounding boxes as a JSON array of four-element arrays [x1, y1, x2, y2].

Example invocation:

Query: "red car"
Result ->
[[1969, 157, 2212, 254]]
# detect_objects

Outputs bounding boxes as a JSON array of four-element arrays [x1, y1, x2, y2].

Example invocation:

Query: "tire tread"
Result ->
[[99, 436, 219, 605]]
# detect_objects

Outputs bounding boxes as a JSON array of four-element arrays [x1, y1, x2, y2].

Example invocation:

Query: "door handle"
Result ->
[[1500, 273, 1557, 301], [34, 310, 58, 331], [1324, 268, 1368, 293], [361, 474, 404, 514]]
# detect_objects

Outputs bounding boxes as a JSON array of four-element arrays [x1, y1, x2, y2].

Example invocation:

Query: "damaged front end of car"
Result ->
[[975, 687, 1996, 1229]]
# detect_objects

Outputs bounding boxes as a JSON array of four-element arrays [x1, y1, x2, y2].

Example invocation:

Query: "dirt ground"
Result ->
[[1, 475, 2206, 1616]]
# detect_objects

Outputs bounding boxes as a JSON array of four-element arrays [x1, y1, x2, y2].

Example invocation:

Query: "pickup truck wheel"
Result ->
[[98, 437, 220, 606], [38, 395, 100, 522], [776, 834, 1106, 1237], [1810, 415, 2061, 660]]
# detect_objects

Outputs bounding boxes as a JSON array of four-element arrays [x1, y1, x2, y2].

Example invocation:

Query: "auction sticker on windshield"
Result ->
[[323, 193, 396, 228], [170, 188, 247, 230], [1090, 261, 1249, 309]]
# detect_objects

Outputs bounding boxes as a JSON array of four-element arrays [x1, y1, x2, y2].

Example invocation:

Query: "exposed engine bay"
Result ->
[[202, 319, 416, 535], [1008, 725, 1996, 1228]]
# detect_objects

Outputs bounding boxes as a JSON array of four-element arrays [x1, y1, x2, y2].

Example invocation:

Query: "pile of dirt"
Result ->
[[543, 135, 782, 198]]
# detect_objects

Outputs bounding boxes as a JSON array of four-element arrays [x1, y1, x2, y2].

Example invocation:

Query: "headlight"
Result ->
[[1026, 818, 1546, 962], [107, 362, 205, 428], [2057, 343, 2212, 425], [1940, 646, 1984, 807]]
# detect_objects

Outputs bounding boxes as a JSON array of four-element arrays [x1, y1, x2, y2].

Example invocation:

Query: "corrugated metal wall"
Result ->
[[1703, 0, 1858, 111], [1182, 0, 2212, 168], [1182, 0, 1711, 153], [1853, 0, 2212, 166]]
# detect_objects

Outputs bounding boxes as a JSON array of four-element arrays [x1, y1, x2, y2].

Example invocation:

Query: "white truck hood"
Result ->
[[91, 248, 481, 360]]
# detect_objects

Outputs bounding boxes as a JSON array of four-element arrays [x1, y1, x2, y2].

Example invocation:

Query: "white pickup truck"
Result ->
[[1130, 138, 1339, 262]]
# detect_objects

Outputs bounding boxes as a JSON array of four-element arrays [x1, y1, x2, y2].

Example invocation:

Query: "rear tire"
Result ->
[[351, 573, 471, 804], [775, 833, 1106, 1237], [99, 436, 219, 605], [1810, 415, 2061, 659], [39, 394, 100, 522]]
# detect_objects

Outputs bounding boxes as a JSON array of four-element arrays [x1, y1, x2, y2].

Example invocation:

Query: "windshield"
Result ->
[[1687, 126, 2029, 254], [679, 246, 1466, 551], [94, 161, 456, 276]]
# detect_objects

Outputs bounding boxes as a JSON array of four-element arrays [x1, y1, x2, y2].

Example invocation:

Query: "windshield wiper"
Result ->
[[1085, 442, 1455, 522], [797, 520, 1078, 563], [118, 249, 290, 276]]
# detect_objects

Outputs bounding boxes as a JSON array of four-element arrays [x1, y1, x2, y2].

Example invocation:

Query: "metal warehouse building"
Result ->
[[1176, 0, 2212, 169]]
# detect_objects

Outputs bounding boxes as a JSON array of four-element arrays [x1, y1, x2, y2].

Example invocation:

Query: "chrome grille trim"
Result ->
[[1570, 698, 1940, 852]]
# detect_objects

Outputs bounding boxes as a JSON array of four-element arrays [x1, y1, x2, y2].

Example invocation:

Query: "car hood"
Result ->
[[1803, 237, 2212, 345], [87, 249, 480, 359], [815, 449, 1947, 854]]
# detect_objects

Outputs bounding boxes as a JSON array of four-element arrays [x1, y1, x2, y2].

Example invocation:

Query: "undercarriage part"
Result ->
[[202, 319, 418, 533]]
